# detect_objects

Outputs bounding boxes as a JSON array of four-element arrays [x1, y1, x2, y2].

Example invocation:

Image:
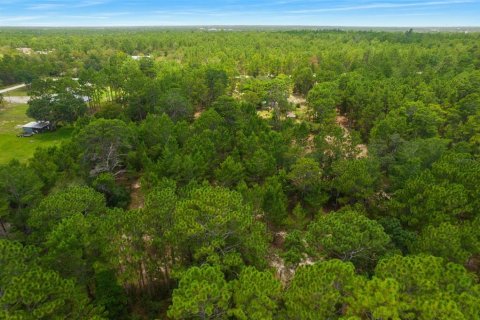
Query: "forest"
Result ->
[[1, 28, 480, 319]]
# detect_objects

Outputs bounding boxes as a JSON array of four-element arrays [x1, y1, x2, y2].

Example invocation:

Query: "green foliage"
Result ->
[[375, 255, 480, 320], [410, 222, 480, 264], [0, 160, 43, 234], [76, 118, 133, 177], [168, 265, 231, 320], [330, 158, 380, 204], [390, 138, 449, 188], [307, 81, 339, 124], [215, 155, 245, 188], [95, 102, 126, 120], [0, 239, 105, 319], [390, 152, 480, 230], [400, 101, 443, 139], [138, 113, 176, 160], [313, 123, 360, 168], [92, 172, 130, 208], [230, 267, 282, 320], [288, 157, 321, 191], [281, 230, 306, 267], [261, 175, 288, 225], [94, 270, 128, 320], [27, 94, 87, 128], [378, 217, 416, 254], [285, 260, 356, 320], [345, 277, 406, 320], [172, 186, 269, 270], [27, 78, 88, 128], [206, 68, 229, 105], [293, 67, 315, 96], [452, 70, 480, 101], [156, 89, 194, 122], [306, 211, 391, 267], [286, 203, 309, 229], [194, 109, 226, 133], [28, 186, 106, 242], [212, 96, 241, 126], [264, 77, 292, 124], [288, 157, 326, 209], [245, 148, 276, 182], [2, 29, 480, 319], [28, 147, 59, 191]]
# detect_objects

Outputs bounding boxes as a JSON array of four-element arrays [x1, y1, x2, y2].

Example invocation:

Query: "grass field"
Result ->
[[4, 87, 29, 96], [0, 102, 73, 164]]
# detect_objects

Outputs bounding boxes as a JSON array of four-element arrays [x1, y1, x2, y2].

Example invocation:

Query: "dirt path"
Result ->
[[129, 180, 145, 210], [269, 231, 292, 284], [194, 110, 204, 119], [0, 84, 26, 94], [335, 110, 368, 159]]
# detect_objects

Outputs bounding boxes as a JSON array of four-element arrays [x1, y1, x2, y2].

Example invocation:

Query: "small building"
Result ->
[[286, 111, 297, 119], [131, 55, 152, 61], [16, 47, 33, 55], [22, 121, 50, 135]]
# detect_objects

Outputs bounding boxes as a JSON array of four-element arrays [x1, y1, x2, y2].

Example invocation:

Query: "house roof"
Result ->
[[22, 121, 50, 129]]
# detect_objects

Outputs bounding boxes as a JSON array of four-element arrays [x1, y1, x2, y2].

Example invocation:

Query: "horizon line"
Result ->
[[0, 25, 479, 28]]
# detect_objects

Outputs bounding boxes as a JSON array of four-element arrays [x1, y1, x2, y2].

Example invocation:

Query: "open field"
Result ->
[[0, 102, 73, 164], [3, 87, 29, 96]]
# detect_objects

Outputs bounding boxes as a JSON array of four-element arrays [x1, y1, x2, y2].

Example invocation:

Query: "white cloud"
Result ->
[[28, 3, 65, 10], [26, 0, 109, 10], [74, 0, 109, 7], [288, 0, 475, 14]]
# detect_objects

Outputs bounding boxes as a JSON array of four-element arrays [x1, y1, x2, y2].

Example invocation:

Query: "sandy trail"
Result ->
[[129, 180, 145, 210], [335, 111, 368, 159]]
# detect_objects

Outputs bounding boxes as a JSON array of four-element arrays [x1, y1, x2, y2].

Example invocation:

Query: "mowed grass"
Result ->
[[0, 102, 73, 164], [4, 87, 29, 97]]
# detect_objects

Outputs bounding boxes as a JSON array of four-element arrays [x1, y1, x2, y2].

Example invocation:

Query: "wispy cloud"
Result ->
[[288, 0, 474, 14], [28, 3, 65, 10], [75, 0, 110, 8], [27, 0, 109, 10]]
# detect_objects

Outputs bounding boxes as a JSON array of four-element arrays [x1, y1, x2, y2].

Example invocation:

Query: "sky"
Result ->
[[0, 0, 479, 27]]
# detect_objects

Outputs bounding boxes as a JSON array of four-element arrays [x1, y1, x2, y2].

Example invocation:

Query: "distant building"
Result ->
[[131, 55, 152, 60], [16, 47, 33, 55], [286, 111, 297, 119], [22, 121, 50, 135], [35, 50, 54, 55]]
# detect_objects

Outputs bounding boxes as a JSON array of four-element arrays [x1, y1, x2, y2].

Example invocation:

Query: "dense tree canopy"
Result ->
[[1, 28, 480, 319]]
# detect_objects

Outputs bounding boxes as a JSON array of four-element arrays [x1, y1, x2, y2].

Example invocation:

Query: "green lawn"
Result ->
[[0, 102, 73, 164], [4, 87, 29, 96]]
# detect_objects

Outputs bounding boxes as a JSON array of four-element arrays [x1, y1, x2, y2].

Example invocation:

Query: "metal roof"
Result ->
[[22, 121, 50, 129]]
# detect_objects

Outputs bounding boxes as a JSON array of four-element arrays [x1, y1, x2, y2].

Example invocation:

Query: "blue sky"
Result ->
[[0, 0, 479, 27]]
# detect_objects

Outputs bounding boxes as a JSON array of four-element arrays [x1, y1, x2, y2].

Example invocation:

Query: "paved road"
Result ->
[[0, 83, 27, 94], [4, 96, 30, 104]]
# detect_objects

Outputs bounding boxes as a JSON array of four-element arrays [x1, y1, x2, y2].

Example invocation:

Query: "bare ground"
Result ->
[[288, 95, 307, 106], [129, 179, 145, 210], [194, 110, 204, 119]]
